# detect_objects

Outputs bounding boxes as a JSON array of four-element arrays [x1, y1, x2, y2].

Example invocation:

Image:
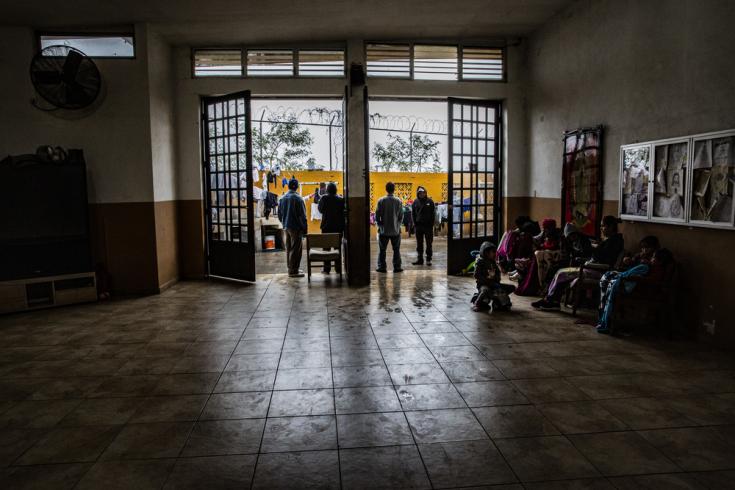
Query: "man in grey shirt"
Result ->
[[375, 182, 404, 273]]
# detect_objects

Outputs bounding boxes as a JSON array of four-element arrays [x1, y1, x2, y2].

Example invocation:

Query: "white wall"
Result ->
[[147, 28, 178, 202], [0, 25, 155, 203], [172, 42, 529, 202], [527, 0, 735, 200]]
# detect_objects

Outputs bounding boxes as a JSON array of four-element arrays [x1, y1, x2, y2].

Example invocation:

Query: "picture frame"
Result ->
[[619, 128, 735, 230], [619, 143, 652, 221]]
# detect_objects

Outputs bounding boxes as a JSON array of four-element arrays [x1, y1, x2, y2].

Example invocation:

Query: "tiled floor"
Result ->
[[1, 270, 734, 489], [257, 236, 448, 275]]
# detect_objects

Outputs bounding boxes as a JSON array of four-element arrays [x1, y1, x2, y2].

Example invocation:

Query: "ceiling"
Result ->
[[0, 0, 573, 45]]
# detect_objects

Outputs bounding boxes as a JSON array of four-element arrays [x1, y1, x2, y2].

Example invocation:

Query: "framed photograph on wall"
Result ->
[[561, 126, 603, 238], [651, 138, 689, 223], [619, 143, 652, 221], [688, 130, 735, 228]]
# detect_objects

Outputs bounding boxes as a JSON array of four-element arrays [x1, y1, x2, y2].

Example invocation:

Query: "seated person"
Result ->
[[533, 218, 562, 287], [511, 220, 545, 294], [589, 215, 625, 269], [532, 223, 593, 310], [472, 241, 516, 312], [498, 216, 537, 272], [597, 248, 674, 334], [599, 235, 660, 308], [621, 235, 659, 269]]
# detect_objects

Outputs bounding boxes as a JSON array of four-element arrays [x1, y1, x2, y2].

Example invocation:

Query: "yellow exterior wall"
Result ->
[[266, 170, 447, 234]]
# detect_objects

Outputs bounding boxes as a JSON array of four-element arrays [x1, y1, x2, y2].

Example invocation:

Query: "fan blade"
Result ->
[[64, 81, 89, 106], [34, 70, 63, 84], [62, 51, 84, 84]]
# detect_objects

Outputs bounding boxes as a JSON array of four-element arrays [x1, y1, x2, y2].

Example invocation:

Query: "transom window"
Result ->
[[193, 48, 345, 78], [366, 43, 505, 82], [39, 34, 135, 58]]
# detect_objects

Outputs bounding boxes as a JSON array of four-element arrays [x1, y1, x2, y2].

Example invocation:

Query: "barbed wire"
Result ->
[[253, 105, 448, 136]]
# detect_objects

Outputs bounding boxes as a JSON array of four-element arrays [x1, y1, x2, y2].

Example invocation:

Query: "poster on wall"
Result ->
[[652, 141, 688, 220], [620, 145, 651, 218], [561, 126, 603, 238], [691, 135, 735, 224]]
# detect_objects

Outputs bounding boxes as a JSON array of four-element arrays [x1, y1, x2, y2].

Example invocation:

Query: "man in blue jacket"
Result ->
[[278, 178, 308, 277]]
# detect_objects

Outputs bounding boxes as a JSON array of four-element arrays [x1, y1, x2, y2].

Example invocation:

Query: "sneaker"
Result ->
[[411, 260, 424, 266], [394, 268, 404, 273], [375, 268, 387, 273], [288, 272, 305, 278], [471, 304, 482, 312], [426, 260, 432, 266]]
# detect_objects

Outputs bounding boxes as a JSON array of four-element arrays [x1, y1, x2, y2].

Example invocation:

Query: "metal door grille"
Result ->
[[202, 91, 255, 281], [447, 98, 501, 273]]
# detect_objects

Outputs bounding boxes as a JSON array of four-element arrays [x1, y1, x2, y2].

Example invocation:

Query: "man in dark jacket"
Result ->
[[278, 178, 308, 277], [411, 186, 436, 266], [317, 182, 345, 273]]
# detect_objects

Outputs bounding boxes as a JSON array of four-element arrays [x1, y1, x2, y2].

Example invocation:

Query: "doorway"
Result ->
[[249, 97, 345, 276], [367, 97, 502, 275]]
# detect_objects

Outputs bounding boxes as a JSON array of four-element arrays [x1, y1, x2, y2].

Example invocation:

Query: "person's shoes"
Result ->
[[426, 259, 432, 266], [394, 268, 404, 273], [596, 324, 610, 334], [288, 271, 305, 278], [471, 304, 482, 312], [532, 299, 559, 310], [539, 300, 560, 311], [412, 260, 424, 266], [375, 268, 387, 273]]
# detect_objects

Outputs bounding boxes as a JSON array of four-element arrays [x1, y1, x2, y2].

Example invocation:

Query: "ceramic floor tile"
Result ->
[[639, 427, 735, 471], [405, 408, 488, 444], [388, 363, 449, 385], [418, 439, 517, 487], [337, 412, 414, 448], [335, 386, 402, 414], [332, 364, 393, 388], [182, 418, 264, 456], [163, 455, 256, 489], [200, 392, 271, 420], [260, 415, 337, 453], [569, 431, 679, 476], [396, 383, 467, 410], [538, 401, 629, 434], [16, 425, 121, 465], [339, 445, 431, 490], [473, 405, 559, 438], [253, 450, 340, 489], [76, 459, 175, 490], [495, 435, 600, 482], [101, 422, 193, 460], [268, 389, 334, 417], [454, 381, 529, 407]]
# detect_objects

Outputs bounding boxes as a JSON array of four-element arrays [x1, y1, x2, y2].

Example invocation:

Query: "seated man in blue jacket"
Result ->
[[278, 178, 308, 277]]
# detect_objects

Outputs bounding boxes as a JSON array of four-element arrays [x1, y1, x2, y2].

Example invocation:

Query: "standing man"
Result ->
[[411, 186, 436, 266], [278, 178, 308, 278], [375, 182, 404, 273], [317, 182, 345, 274]]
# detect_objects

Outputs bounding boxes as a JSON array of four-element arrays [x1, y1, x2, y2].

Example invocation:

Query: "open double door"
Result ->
[[200, 91, 501, 281]]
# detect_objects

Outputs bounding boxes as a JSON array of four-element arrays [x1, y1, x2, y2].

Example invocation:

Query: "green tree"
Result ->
[[252, 114, 314, 171], [372, 133, 442, 172]]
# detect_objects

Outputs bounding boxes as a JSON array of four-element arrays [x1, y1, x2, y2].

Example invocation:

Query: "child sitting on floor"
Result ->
[[472, 242, 516, 312]]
